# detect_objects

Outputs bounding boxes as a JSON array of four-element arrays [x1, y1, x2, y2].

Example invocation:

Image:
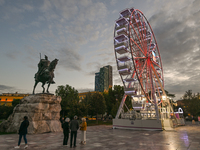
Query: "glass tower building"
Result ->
[[95, 65, 112, 92]]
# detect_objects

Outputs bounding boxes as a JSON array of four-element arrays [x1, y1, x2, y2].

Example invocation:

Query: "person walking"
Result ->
[[70, 116, 79, 148], [79, 118, 87, 145], [14, 116, 29, 149], [60, 117, 65, 124], [62, 118, 70, 145]]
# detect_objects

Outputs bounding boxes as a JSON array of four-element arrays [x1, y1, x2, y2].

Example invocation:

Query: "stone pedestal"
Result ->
[[0, 94, 62, 134]]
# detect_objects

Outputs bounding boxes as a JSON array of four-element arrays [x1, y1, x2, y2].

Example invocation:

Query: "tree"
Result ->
[[81, 92, 93, 117], [182, 91, 200, 117], [0, 99, 21, 120], [183, 90, 192, 100], [103, 85, 132, 118], [55, 84, 84, 119], [0, 105, 13, 120], [89, 92, 106, 124], [12, 99, 21, 107]]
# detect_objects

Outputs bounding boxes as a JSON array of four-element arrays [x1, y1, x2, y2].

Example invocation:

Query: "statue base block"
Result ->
[[0, 94, 62, 134]]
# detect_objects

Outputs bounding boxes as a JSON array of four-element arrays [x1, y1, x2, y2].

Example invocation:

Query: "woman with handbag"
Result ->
[[79, 118, 87, 145]]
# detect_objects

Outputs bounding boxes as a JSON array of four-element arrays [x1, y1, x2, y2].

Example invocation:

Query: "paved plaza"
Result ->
[[0, 122, 200, 150]]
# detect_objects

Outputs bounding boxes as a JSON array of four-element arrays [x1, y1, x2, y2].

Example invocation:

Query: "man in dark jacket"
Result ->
[[70, 115, 79, 148], [14, 116, 29, 149]]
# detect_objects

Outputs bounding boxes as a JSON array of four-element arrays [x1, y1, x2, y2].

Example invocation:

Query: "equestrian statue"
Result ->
[[33, 55, 58, 94]]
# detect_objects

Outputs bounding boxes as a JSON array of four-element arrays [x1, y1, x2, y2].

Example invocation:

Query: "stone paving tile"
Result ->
[[0, 122, 200, 150]]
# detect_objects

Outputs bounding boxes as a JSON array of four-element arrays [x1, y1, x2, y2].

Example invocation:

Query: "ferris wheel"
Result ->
[[114, 8, 164, 104], [114, 8, 171, 120], [113, 8, 179, 130]]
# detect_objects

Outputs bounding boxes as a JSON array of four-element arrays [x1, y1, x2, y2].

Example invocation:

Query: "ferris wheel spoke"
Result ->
[[137, 15, 147, 51], [138, 59, 147, 79], [152, 72, 162, 105], [132, 13, 145, 44], [151, 62, 163, 82], [152, 60, 161, 69], [135, 12, 150, 55], [130, 23, 145, 52], [130, 38, 145, 56], [131, 65, 137, 78], [141, 17, 148, 54]]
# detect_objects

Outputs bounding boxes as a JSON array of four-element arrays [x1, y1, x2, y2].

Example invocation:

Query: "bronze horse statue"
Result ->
[[32, 58, 58, 94]]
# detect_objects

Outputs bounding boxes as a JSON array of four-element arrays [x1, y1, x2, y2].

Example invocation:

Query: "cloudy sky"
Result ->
[[0, 0, 200, 99]]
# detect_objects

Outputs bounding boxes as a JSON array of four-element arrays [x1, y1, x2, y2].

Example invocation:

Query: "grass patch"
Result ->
[[87, 120, 112, 126]]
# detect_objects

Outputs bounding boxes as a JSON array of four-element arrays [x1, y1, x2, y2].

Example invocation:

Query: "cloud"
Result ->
[[0, 85, 15, 93], [23, 4, 34, 11], [0, 0, 4, 5], [147, 0, 200, 98], [0, 1, 34, 22], [56, 47, 82, 71], [77, 87, 94, 93]]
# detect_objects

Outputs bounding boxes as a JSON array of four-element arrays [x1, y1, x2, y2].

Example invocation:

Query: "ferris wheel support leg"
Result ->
[[115, 94, 127, 119], [151, 63, 174, 117], [154, 94, 160, 120]]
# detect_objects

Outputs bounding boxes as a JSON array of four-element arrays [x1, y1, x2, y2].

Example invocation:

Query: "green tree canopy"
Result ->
[[12, 99, 21, 107], [103, 85, 132, 118], [182, 90, 200, 117], [55, 84, 86, 119], [89, 92, 106, 124]]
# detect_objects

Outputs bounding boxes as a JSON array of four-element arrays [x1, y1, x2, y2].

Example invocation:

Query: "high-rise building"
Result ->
[[95, 72, 100, 92], [95, 65, 112, 92]]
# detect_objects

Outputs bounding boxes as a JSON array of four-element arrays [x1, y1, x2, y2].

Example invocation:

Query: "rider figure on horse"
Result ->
[[35, 55, 55, 84], [33, 55, 58, 94]]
